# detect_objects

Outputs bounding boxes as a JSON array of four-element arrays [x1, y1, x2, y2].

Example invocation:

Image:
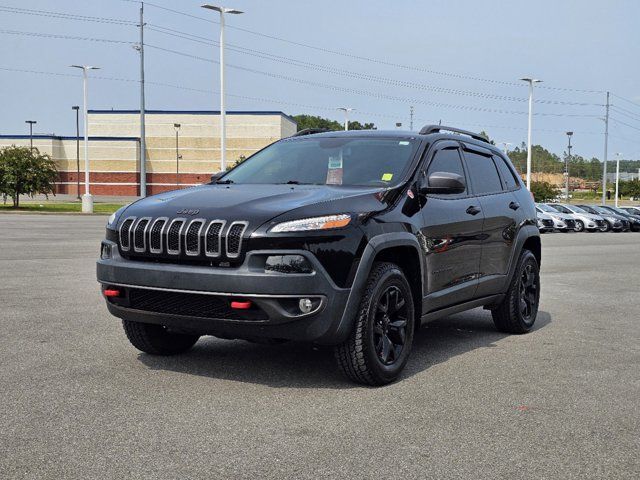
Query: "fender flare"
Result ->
[[328, 232, 424, 343], [505, 225, 540, 287]]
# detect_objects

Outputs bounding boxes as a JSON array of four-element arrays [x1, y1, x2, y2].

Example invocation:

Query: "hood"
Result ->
[[547, 212, 573, 221], [536, 212, 553, 220], [119, 183, 389, 230]]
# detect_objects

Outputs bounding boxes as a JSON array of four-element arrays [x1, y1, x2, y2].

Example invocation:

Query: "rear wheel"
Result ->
[[492, 249, 540, 334], [335, 262, 415, 386], [122, 320, 200, 355]]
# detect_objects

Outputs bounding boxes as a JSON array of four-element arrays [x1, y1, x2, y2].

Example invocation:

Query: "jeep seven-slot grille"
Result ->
[[118, 217, 248, 261]]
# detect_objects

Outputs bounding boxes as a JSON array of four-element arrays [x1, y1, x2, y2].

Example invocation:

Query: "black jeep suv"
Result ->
[[97, 125, 541, 385]]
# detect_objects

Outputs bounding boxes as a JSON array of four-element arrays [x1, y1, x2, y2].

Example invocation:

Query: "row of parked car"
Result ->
[[535, 203, 640, 233]]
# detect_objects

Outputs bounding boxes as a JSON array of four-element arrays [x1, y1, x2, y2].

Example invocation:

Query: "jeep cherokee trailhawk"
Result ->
[[98, 125, 541, 385]]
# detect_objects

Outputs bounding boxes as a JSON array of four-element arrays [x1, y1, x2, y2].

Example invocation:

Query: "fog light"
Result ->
[[265, 255, 313, 274], [101, 242, 112, 259], [299, 298, 314, 314]]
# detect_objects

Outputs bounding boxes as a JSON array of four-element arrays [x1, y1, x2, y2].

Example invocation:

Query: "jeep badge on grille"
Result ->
[[177, 209, 200, 216]]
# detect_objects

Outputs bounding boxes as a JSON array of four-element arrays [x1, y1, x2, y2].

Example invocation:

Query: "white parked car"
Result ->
[[535, 203, 575, 232], [545, 203, 607, 232]]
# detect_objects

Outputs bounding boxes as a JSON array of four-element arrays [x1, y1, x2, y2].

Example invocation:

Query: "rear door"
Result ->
[[419, 141, 484, 312], [461, 144, 518, 297]]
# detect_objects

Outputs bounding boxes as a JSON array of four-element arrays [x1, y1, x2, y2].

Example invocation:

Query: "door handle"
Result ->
[[509, 201, 520, 210], [466, 205, 481, 216]]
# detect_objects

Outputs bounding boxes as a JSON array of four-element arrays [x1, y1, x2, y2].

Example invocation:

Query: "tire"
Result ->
[[122, 320, 200, 355], [599, 221, 610, 232], [334, 262, 415, 386], [574, 220, 584, 232], [491, 249, 540, 334]]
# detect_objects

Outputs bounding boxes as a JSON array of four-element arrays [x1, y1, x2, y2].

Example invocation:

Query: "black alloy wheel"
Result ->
[[519, 262, 538, 322], [373, 285, 409, 366]]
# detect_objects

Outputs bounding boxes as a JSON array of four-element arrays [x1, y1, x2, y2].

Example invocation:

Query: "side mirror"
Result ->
[[210, 171, 225, 183], [420, 171, 466, 195]]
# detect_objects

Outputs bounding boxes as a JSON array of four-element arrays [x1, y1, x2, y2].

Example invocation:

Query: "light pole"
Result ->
[[337, 107, 354, 131], [565, 132, 573, 202], [72, 106, 81, 200], [174, 123, 181, 186], [614, 152, 622, 207], [25, 120, 36, 151], [70, 65, 100, 213], [201, 4, 243, 173], [500, 142, 512, 156], [520, 77, 542, 190]]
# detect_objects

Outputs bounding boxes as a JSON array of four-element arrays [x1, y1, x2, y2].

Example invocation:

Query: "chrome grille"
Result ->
[[226, 221, 248, 258], [119, 217, 135, 251], [166, 219, 185, 255], [185, 219, 204, 256], [134, 218, 150, 252], [205, 220, 225, 257], [149, 218, 167, 253]]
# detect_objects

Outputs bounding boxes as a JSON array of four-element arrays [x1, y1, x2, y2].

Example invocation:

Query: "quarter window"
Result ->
[[463, 150, 502, 195], [493, 155, 519, 190]]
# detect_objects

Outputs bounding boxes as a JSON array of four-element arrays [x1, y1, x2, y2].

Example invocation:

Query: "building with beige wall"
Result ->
[[0, 110, 296, 196]]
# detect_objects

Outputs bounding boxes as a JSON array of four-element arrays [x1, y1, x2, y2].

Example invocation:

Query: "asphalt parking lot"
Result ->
[[1, 215, 639, 479]]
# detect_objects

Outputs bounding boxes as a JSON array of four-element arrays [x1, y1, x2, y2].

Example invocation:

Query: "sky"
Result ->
[[1, 0, 639, 161]]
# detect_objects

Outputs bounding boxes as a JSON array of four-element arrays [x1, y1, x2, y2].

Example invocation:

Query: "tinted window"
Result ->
[[463, 150, 502, 195], [493, 155, 519, 190], [426, 147, 466, 194]]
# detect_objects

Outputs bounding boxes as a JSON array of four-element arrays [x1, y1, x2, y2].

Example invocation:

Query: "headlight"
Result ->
[[107, 205, 128, 228], [270, 214, 351, 233]]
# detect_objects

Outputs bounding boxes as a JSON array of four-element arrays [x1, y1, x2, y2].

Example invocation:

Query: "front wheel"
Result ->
[[492, 249, 540, 334], [334, 262, 415, 386], [574, 220, 584, 232], [122, 320, 200, 355], [599, 221, 610, 232]]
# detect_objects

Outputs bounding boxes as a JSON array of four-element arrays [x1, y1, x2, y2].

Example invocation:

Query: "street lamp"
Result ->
[[25, 120, 37, 151], [520, 77, 542, 190], [337, 107, 354, 131], [201, 4, 243, 173], [174, 123, 182, 186], [614, 152, 622, 207], [395, 122, 402, 130], [500, 141, 512, 156], [72, 106, 81, 200], [565, 132, 573, 202], [70, 65, 100, 213]]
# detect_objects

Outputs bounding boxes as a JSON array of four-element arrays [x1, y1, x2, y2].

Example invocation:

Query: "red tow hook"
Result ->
[[230, 300, 252, 310], [103, 288, 122, 298]]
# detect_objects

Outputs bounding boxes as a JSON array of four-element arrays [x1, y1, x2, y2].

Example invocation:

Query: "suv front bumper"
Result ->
[[97, 241, 353, 344]]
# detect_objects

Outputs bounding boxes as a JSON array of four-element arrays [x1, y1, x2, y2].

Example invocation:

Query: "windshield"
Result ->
[[591, 206, 610, 215], [219, 137, 420, 186], [537, 204, 558, 213], [566, 205, 587, 214]]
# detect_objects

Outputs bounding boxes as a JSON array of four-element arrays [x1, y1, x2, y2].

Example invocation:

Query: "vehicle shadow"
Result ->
[[137, 309, 552, 389]]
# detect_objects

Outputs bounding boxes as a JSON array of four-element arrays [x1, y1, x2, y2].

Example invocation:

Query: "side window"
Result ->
[[463, 150, 502, 195], [493, 155, 519, 190], [426, 147, 466, 194]]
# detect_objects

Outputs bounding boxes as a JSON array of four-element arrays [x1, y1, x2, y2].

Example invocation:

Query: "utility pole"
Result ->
[[25, 120, 36, 151], [409, 106, 414, 131], [72, 106, 80, 200], [174, 123, 181, 186], [138, 2, 147, 197], [601, 91, 610, 205], [614, 152, 622, 207], [565, 132, 573, 202]]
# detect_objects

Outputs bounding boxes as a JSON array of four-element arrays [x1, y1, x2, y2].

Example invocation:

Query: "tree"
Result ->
[[292, 114, 376, 132], [0, 146, 58, 208], [619, 179, 640, 199], [530, 181, 559, 202]]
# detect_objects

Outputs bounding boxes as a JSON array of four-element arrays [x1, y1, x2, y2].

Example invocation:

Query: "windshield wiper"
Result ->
[[216, 179, 234, 184], [285, 180, 301, 184]]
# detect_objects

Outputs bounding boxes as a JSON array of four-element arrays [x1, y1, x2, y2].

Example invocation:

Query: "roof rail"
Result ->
[[419, 125, 490, 144], [291, 128, 330, 137]]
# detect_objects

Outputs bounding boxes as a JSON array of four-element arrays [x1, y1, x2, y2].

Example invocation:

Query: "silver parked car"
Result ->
[[545, 203, 606, 232], [535, 203, 575, 232], [536, 211, 555, 233]]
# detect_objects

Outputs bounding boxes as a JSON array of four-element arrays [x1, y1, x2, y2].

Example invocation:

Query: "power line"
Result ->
[[610, 117, 640, 132], [0, 29, 134, 44], [610, 106, 640, 122], [0, 4, 135, 25], [611, 93, 640, 111]]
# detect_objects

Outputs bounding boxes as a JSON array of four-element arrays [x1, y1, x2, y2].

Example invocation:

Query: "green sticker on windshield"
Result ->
[[399, 141, 410, 146], [382, 173, 393, 181]]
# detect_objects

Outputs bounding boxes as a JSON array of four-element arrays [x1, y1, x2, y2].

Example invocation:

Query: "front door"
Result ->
[[419, 141, 484, 313]]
